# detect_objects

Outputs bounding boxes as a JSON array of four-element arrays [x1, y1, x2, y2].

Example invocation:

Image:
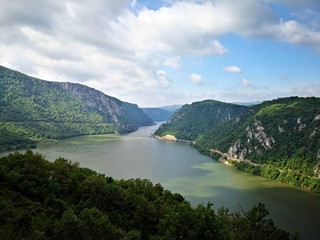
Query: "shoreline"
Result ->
[[153, 135, 319, 194], [151, 134, 195, 145]]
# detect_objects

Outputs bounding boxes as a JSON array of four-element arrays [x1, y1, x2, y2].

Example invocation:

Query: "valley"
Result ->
[[6, 123, 319, 240], [155, 98, 320, 193], [1, 66, 319, 239]]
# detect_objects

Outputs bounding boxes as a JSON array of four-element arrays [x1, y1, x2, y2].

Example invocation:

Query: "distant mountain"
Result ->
[[142, 108, 172, 122], [159, 105, 182, 113], [0, 66, 153, 152], [142, 105, 182, 122], [155, 97, 320, 192]]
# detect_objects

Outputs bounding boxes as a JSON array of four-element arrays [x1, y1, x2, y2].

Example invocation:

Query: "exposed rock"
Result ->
[[228, 140, 247, 160], [310, 128, 319, 137], [225, 113, 232, 121], [297, 117, 302, 124], [278, 125, 285, 133], [58, 82, 154, 130], [228, 140, 241, 159], [246, 120, 275, 150], [314, 114, 320, 121], [160, 135, 177, 141], [296, 117, 306, 131]]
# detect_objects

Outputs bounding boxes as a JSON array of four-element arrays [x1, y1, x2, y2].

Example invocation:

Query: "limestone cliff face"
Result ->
[[0, 65, 154, 137], [228, 120, 276, 160], [169, 97, 320, 168], [57, 82, 154, 131], [221, 98, 320, 163]]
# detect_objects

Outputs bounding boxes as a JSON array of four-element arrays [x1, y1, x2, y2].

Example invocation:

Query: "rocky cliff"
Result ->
[[156, 97, 320, 192], [0, 65, 153, 151], [57, 82, 154, 131]]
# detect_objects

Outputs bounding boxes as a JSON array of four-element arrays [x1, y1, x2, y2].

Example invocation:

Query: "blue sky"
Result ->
[[1, 0, 320, 107]]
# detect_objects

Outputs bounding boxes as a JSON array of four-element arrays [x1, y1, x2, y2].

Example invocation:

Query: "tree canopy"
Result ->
[[0, 151, 298, 240]]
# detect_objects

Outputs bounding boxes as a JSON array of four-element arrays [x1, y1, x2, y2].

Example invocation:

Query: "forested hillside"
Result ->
[[0, 66, 153, 152], [155, 100, 247, 140], [0, 151, 297, 240], [155, 97, 320, 192]]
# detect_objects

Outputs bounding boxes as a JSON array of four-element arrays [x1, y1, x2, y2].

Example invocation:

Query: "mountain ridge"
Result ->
[[155, 99, 248, 140], [155, 97, 320, 192], [0, 66, 153, 152]]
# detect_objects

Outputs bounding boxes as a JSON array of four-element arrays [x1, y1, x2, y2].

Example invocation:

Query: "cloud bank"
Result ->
[[0, 0, 319, 106]]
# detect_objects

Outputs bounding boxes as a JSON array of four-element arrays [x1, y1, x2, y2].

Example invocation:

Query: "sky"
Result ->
[[1, 0, 320, 107]]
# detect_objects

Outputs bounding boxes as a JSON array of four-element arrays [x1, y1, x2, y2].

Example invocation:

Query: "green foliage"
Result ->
[[0, 65, 153, 152], [158, 97, 320, 192], [155, 100, 247, 140], [217, 203, 298, 240], [195, 97, 320, 161], [0, 128, 36, 152], [230, 160, 320, 193], [0, 151, 297, 240]]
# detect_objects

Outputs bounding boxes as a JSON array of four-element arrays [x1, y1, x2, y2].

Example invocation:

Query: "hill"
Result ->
[[158, 104, 182, 113], [0, 151, 297, 239], [142, 108, 172, 122], [143, 105, 182, 122], [155, 97, 320, 192], [154, 100, 247, 140], [0, 66, 153, 152]]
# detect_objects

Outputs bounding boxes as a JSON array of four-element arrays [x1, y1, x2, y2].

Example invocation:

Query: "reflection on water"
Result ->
[[32, 123, 320, 240]]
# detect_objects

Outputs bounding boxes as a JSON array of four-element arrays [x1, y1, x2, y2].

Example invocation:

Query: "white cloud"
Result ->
[[112, 2, 229, 56], [0, 0, 319, 106], [224, 66, 242, 73], [163, 56, 182, 69], [242, 78, 250, 87], [275, 20, 320, 48], [287, 84, 320, 97], [189, 73, 203, 85]]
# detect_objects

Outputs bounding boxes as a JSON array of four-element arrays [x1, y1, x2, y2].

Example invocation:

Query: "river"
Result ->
[[34, 123, 320, 240]]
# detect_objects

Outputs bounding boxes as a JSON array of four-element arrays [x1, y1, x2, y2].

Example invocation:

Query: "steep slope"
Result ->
[[197, 97, 320, 162], [155, 97, 320, 192], [154, 100, 247, 140], [0, 66, 153, 151], [197, 97, 320, 192]]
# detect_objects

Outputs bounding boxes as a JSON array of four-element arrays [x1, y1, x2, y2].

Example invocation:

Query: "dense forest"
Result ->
[[155, 97, 320, 192], [0, 66, 153, 152], [155, 100, 247, 140], [0, 151, 298, 240]]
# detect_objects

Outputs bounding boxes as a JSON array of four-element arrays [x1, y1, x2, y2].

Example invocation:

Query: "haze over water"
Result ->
[[36, 123, 320, 240]]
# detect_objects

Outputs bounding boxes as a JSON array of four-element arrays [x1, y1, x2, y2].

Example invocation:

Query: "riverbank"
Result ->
[[205, 148, 320, 193], [14, 123, 320, 240], [151, 134, 195, 144], [209, 148, 261, 167], [153, 135, 320, 193]]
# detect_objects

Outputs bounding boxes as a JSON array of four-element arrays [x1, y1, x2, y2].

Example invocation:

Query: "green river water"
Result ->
[[29, 123, 320, 239]]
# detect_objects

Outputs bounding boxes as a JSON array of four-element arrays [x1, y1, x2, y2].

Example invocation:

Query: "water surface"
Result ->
[[35, 123, 320, 240]]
